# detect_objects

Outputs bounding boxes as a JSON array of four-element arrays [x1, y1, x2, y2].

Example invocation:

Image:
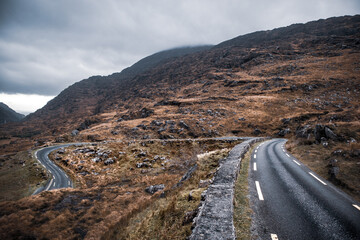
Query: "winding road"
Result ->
[[249, 139, 360, 240], [33, 144, 78, 194]]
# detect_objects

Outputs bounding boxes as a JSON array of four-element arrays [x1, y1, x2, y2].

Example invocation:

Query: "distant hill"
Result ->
[[5, 15, 360, 142], [0, 102, 25, 124], [25, 45, 212, 126]]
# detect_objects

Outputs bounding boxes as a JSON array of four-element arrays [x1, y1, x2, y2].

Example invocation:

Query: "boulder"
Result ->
[[324, 127, 337, 140], [295, 125, 312, 139], [91, 157, 101, 163], [277, 128, 291, 137], [314, 124, 326, 143], [136, 162, 151, 168], [199, 179, 212, 188], [140, 108, 154, 118], [71, 130, 79, 136], [145, 184, 165, 194], [178, 120, 190, 129], [253, 128, 262, 136], [104, 158, 115, 165]]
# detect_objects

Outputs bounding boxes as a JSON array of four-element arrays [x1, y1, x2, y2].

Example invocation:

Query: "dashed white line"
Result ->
[[286, 153, 290, 157], [45, 179, 53, 191], [283, 149, 285, 152], [254, 154, 257, 159], [271, 233, 279, 240], [255, 181, 264, 201], [293, 160, 301, 166], [254, 162, 257, 171], [68, 181, 71, 186], [255, 149, 258, 153], [309, 172, 327, 185], [353, 204, 360, 211], [53, 182, 56, 187], [53, 176, 55, 180]]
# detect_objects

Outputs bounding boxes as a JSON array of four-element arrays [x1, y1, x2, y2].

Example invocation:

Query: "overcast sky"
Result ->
[[0, 0, 359, 114]]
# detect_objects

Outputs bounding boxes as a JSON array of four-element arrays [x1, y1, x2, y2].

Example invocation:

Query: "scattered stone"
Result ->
[[104, 158, 115, 165], [328, 159, 340, 179], [253, 128, 262, 135], [137, 124, 147, 130], [325, 127, 337, 140], [57, 149, 65, 154], [151, 120, 163, 126], [199, 179, 212, 188], [183, 209, 199, 225], [136, 162, 151, 168], [178, 120, 190, 129], [111, 130, 119, 135], [145, 184, 165, 194], [277, 128, 291, 137], [131, 127, 139, 132], [71, 130, 79, 136], [295, 125, 312, 139], [137, 151, 147, 157], [140, 108, 154, 118]]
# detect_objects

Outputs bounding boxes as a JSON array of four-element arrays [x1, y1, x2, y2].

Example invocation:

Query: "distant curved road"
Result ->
[[250, 139, 360, 240], [33, 144, 79, 194]]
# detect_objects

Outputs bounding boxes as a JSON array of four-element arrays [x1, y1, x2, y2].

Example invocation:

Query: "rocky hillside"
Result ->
[[23, 46, 212, 133], [1, 14, 359, 197], [0, 102, 24, 124], [0, 14, 359, 240]]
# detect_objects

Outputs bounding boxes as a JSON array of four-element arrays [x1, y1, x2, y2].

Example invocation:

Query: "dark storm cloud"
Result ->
[[0, 0, 359, 95]]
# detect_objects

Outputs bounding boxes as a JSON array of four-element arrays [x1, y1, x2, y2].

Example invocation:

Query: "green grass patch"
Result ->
[[233, 143, 259, 239]]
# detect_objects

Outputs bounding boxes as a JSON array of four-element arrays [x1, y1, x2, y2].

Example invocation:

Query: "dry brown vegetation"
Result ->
[[0, 15, 359, 239], [0, 150, 47, 202], [0, 139, 239, 240]]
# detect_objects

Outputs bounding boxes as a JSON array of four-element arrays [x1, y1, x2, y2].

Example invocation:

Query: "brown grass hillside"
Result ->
[[0, 15, 359, 239]]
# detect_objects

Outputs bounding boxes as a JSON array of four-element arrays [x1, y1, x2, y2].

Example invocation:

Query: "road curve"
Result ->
[[33, 144, 79, 194], [249, 139, 360, 240]]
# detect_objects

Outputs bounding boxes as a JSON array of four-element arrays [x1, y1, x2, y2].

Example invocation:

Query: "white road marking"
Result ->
[[254, 162, 257, 171], [53, 176, 55, 180], [283, 149, 285, 152], [271, 233, 279, 240], [53, 182, 56, 187], [353, 204, 360, 211], [293, 160, 301, 166], [255, 181, 264, 200], [68, 181, 71, 185], [254, 154, 257, 159], [45, 179, 53, 191], [255, 149, 258, 153], [286, 153, 290, 157], [309, 172, 327, 185]]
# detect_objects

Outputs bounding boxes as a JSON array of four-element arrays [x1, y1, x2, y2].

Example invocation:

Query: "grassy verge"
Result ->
[[113, 147, 231, 239], [233, 143, 259, 240], [0, 150, 48, 202]]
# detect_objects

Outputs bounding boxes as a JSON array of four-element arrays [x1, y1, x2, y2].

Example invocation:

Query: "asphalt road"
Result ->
[[249, 139, 360, 240], [33, 144, 78, 194]]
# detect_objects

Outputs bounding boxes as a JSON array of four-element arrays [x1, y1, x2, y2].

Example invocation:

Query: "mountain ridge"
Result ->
[[0, 102, 25, 124]]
